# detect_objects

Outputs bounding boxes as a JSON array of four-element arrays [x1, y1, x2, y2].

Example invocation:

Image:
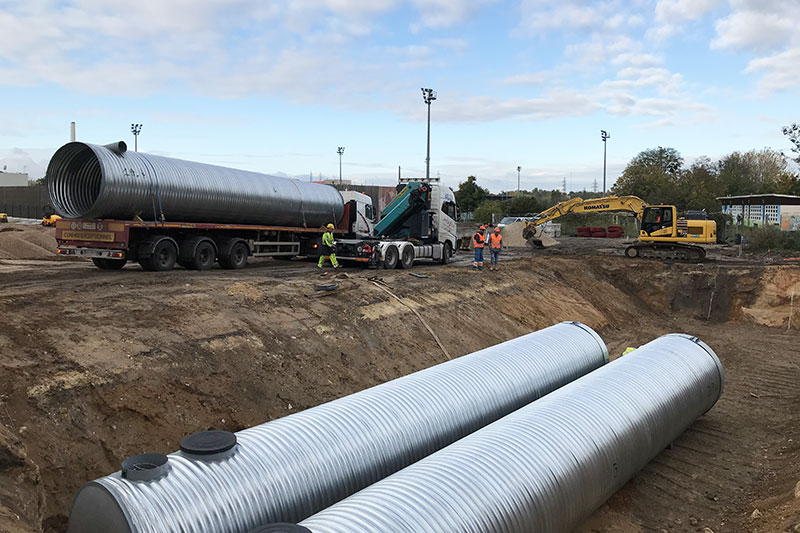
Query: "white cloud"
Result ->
[[650, 0, 722, 40], [744, 47, 800, 94], [708, 0, 800, 94], [416, 89, 599, 122], [409, 0, 496, 31]]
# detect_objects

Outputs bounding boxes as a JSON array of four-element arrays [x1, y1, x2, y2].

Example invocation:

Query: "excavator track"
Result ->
[[625, 242, 706, 262]]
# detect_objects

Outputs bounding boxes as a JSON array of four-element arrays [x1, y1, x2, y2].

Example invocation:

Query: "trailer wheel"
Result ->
[[92, 258, 127, 270], [440, 241, 453, 264], [625, 246, 639, 258], [189, 240, 216, 270], [383, 246, 399, 270], [399, 246, 414, 269], [140, 239, 178, 271], [219, 241, 249, 270]]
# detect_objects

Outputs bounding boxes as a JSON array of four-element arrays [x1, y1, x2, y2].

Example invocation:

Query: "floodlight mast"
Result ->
[[337, 147, 345, 184], [421, 88, 436, 181], [131, 123, 142, 152], [601, 129, 610, 193]]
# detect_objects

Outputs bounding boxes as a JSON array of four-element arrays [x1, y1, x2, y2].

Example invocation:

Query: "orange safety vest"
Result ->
[[473, 232, 485, 248], [490, 233, 502, 250]]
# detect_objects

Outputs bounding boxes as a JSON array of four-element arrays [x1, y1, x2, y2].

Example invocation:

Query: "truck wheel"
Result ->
[[219, 241, 249, 269], [140, 240, 178, 271], [384, 246, 398, 269], [399, 246, 414, 269], [190, 240, 216, 270], [92, 258, 127, 270], [440, 241, 453, 265]]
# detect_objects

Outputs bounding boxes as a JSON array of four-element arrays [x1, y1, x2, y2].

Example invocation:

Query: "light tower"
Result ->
[[517, 166, 521, 194], [131, 123, 142, 152], [337, 147, 345, 184], [600, 129, 610, 193], [421, 88, 437, 181]]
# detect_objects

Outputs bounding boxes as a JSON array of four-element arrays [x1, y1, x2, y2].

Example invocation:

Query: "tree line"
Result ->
[[456, 125, 800, 225]]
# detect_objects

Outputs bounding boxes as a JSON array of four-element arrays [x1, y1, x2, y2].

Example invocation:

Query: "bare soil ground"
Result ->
[[1, 231, 799, 532]]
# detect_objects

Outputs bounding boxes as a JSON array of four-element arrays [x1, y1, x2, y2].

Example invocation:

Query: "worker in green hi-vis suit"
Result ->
[[318, 223, 340, 269]]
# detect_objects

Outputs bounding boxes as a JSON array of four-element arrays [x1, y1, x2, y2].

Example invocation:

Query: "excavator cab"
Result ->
[[640, 206, 674, 236]]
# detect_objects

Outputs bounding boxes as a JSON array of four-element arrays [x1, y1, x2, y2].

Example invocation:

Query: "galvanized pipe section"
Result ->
[[68, 322, 608, 533], [297, 334, 724, 533], [46, 141, 344, 226]]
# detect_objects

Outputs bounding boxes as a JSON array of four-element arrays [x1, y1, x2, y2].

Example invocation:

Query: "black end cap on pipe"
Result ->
[[180, 430, 237, 455], [249, 525, 313, 533]]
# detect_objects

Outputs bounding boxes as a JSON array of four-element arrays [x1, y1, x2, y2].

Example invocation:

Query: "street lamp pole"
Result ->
[[337, 147, 345, 184], [421, 88, 437, 181], [131, 123, 142, 152], [601, 129, 610, 194], [517, 166, 521, 195]]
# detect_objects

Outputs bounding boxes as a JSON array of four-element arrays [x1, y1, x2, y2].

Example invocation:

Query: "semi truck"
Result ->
[[49, 141, 458, 271]]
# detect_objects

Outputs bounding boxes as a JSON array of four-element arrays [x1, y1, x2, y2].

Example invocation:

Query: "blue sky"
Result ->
[[0, 0, 798, 192]]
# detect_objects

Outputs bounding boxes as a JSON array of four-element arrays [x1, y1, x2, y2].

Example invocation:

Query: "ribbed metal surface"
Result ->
[[68, 322, 608, 533], [298, 334, 724, 533], [46, 141, 344, 226]]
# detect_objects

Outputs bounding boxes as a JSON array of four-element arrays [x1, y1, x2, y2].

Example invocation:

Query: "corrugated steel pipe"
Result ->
[[46, 141, 344, 227], [286, 333, 723, 533], [68, 321, 608, 533]]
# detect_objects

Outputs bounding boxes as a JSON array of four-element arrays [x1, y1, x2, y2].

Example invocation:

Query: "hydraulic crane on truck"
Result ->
[[522, 195, 716, 261]]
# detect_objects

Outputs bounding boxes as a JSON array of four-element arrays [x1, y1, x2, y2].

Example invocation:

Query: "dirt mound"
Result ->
[[0, 225, 57, 259]]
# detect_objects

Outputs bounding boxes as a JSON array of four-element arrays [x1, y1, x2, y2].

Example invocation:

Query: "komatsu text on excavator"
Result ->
[[522, 195, 716, 261]]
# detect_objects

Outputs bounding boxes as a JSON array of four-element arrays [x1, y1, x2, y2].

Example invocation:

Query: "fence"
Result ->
[[0, 185, 49, 218]]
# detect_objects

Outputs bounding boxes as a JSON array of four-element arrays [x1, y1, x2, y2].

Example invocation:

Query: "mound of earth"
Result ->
[[0, 225, 57, 259]]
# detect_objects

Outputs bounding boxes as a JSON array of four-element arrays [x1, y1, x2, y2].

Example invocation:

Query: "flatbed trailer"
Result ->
[[54, 216, 373, 271]]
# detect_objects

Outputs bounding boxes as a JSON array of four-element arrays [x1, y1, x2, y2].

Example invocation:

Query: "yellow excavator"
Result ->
[[522, 195, 716, 260]]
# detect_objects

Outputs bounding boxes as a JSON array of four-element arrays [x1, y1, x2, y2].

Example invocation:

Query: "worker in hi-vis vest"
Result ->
[[318, 223, 340, 269], [489, 226, 503, 271], [473, 225, 486, 271]]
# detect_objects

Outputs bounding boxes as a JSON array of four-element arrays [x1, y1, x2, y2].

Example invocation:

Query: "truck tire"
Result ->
[[219, 241, 249, 270], [399, 246, 414, 269], [189, 240, 216, 270], [92, 258, 127, 270], [440, 241, 453, 265], [140, 239, 178, 271], [383, 246, 398, 270]]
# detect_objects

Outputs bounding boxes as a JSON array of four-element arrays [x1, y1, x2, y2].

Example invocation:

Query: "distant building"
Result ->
[[718, 194, 800, 231], [0, 172, 29, 187]]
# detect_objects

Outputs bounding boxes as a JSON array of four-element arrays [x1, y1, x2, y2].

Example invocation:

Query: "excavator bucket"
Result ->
[[522, 223, 545, 248]]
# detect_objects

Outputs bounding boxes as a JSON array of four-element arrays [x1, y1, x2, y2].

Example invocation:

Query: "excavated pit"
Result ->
[[0, 256, 798, 532]]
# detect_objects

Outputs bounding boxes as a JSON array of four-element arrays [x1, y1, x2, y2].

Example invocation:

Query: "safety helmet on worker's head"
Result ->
[[494, 227, 500, 233], [326, 223, 335, 230], [479, 225, 487, 230]]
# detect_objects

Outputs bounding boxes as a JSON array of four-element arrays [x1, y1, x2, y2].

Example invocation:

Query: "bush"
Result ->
[[739, 225, 800, 252]]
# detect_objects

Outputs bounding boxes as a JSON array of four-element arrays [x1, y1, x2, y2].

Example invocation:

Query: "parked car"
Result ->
[[496, 216, 537, 228]]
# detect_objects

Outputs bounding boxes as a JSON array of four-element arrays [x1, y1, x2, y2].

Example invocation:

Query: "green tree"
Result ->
[[676, 157, 724, 212], [454, 176, 488, 213], [718, 149, 793, 196], [611, 147, 684, 205], [473, 200, 503, 225], [782, 123, 800, 163], [505, 195, 539, 215]]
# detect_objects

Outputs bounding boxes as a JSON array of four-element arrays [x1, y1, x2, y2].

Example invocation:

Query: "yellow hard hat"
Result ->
[[326, 223, 335, 230]]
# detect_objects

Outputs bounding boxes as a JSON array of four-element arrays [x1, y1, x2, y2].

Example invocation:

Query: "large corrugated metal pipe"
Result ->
[[67, 322, 607, 533], [289, 333, 723, 533], [46, 141, 344, 226]]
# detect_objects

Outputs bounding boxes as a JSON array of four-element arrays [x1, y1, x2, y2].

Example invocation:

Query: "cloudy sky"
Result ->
[[0, 0, 798, 192]]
